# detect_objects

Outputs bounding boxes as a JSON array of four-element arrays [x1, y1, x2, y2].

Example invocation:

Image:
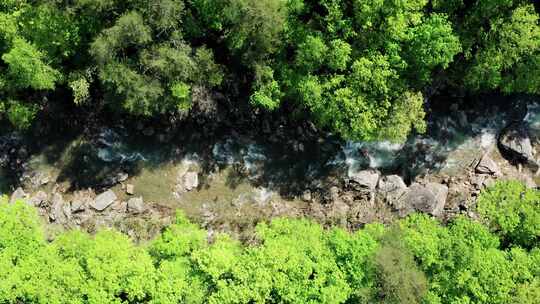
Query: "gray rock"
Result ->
[[301, 190, 312, 202], [110, 200, 127, 213], [104, 172, 129, 186], [70, 200, 85, 213], [401, 183, 448, 216], [378, 175, 408, 207], [349, 170, 380, 190], [71, 192, 93, 213], [50, 193, 69, 223], [378, 175, 407, 192], [476, 154, 500, 175], [183, 172, 199, 191], [91, 190, 117, 211], [126, 184, 135, 195], [116, 172, 129, 183], [143, 127, 154, 136], [127, 197, 145, 214], [28, 191, 48, 207], [10, 187, 27, 204], [499, 123, 535, 164]]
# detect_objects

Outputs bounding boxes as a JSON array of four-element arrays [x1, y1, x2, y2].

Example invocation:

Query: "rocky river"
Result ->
[[1, 95, 540, 240]]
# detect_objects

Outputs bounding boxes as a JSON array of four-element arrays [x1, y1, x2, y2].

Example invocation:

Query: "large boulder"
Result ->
[[378, 175, 408, 207], [127, 197, 145, 214], [498, 123, 535, 164], [349, 170, 380, 190], [401, 183, 448, 216], [91, 190, 117, 211], [476, 154, 500, 175], [183, 172, 199, 191]]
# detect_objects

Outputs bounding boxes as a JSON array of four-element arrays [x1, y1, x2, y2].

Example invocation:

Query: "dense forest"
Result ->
[[1, 1, 540, 303], [0, 181, 539, 303], [0, 0, 539, 140]]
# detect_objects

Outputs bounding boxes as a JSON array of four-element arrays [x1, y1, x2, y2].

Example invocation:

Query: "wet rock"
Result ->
[[127, 197, 145, 214], [499, 123, 535, 164], [117, 172, 129, 183], [476, 154, 500, 175], [457, 111, 468, 128], [10, 187, 27, 203], [104, 172, 129, 186], [91, 190, 117, 211], [349, 170, 380, 190], [401, 183, 448, 216], [143, 127, 155, 136], [262, 120, 271, 134], [126, 184, 135, 195]]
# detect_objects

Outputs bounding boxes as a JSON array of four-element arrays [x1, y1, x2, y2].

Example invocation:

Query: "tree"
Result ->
[[477, 180, 540, 249]]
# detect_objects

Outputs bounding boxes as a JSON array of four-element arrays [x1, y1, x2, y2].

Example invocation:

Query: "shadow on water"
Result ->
[[2, 93, 539, 203]]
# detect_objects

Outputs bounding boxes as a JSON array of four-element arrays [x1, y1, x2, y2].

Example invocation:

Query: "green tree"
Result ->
[[477, 180, 540, 249]]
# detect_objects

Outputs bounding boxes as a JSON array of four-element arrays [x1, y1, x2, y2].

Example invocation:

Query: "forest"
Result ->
[[0, 181, 539, 303], [0, 0, 538, 140], [1, 1, 540, 303]]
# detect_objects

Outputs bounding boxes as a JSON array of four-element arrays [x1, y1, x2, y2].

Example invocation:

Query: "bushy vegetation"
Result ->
[[0, 180, 539, 303], [0, 1, 538, 139]]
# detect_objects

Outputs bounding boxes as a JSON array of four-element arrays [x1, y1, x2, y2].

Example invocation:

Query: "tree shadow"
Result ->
[[2, 93, 537, 205]]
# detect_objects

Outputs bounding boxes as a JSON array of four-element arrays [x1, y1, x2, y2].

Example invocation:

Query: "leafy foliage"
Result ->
[[0, 0, 539, 139], [477, 180, 540, 249], [0, 180, 539, 303]]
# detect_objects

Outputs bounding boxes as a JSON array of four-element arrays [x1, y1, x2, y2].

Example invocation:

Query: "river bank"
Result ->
[[1, 94, 539, 241]]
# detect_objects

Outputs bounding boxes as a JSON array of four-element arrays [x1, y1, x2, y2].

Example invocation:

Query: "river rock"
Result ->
[[378, 175, 408, 207], [104, 172, 129, 186], [183, 172, 199, 191], [143, 127, 155, 136], [499, 123, 535, 164], [378, 175, 407, 192], [349, 170, 380, 190], [50, 193, 69, 223], [28, 191, 48, 207], [126, 184, 135, 195], [476, 154, 500, 175], [401, 183, 448, 216], [127, 197, 145, 214], [10, 187, 27, 203], [91, 190, 117, 211], [301, 190, 312, 202], [71, 191, 94, 213], [117, 172, 129, 183]]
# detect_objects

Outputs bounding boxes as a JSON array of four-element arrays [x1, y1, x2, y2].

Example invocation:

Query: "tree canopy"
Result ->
[[0, 180, 539, 303], [0, 1, 539, 139]]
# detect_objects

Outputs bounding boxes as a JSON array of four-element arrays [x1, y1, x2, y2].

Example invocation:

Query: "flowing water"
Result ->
[[1, 97, 539, 215]]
